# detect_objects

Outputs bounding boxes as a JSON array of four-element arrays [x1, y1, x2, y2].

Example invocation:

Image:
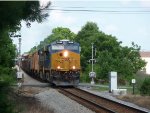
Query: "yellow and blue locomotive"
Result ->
[[22, 39, 81, 86]]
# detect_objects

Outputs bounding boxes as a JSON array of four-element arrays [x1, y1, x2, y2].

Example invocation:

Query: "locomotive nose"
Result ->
[[56, 50, 79, 71]]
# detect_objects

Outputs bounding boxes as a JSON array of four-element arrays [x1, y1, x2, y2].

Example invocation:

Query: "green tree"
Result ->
[[140, 77, 150, 95], [29, 27, 76, 53], [75, 22, 146, 83], [43, 27, 76, 45], [50, 27, 76, 41], [0, 1, 50, 31], [0, 1, 50, 113], [0, 30, 16, 68], [75, 22, 100, 71]]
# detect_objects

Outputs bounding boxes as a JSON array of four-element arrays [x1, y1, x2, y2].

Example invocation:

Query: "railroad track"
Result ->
[[58, 88, 148, 113]]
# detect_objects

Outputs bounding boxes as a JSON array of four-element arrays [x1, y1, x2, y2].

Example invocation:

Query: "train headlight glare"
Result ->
[[57, 66, 60, 69], [64, 51, 68, 57], [73, 66, 76, 69]]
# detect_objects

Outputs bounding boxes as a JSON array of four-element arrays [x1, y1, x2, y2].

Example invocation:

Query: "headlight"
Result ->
[[57, 66, 60, 69], [72, 66, 76, 69], [63, 51, 68, 57]]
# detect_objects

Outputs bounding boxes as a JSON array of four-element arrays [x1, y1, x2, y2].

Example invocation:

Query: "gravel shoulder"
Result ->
[[35, 89, 95, 113]]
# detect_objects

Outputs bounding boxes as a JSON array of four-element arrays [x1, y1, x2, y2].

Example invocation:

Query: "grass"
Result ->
[[81, 82, 141, 95], [90, 86, 109, 92], [117, 95, 150, 110]]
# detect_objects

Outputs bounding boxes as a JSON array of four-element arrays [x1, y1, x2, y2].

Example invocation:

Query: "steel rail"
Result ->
[[73, 88, 149, 113], [58, 88, 116, 113], [59, 88, 149, 113]]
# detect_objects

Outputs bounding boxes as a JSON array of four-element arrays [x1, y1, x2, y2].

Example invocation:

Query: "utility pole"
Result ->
[[92, 43, 94, 72], [10, 32, 23, 89], [89, 43, 96, 85], [18, 37, 21, 71], [9, 32, 21, 71]]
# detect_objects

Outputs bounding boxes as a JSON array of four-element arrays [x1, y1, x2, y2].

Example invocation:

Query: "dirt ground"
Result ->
[[117, 94, 150, 110], [12, 87, 54, 113]]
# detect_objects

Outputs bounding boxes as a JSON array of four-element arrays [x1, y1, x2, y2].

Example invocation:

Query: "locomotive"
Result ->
[[21, 39, 81, 86]]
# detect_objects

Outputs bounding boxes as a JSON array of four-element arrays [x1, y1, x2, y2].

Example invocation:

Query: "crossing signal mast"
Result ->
[[9, 32, 21, 71], [10, 32, 24, 88], [18, 37, 21, 71], [89, 43, 96, 85]]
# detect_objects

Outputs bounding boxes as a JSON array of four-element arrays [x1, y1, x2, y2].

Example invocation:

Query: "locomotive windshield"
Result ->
[[65, 45, 78, 50], [51, 44, 79, 51], [52, 45, 64, 50]]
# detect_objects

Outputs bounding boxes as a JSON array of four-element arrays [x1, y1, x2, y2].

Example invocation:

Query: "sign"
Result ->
[[132, 79, 136, 84], [17, 72, 22, 78]]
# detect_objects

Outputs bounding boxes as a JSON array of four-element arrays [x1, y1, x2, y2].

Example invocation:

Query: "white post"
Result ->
[[109, 72, 117, 92]]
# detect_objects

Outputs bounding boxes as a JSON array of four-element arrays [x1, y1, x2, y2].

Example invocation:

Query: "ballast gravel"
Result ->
[[21, 70, 94, 113], [35, 89, 95, 113]]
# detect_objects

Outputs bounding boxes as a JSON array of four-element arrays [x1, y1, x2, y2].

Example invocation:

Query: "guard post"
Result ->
[[109, 72, 117, 93], [17, 71, 23, 84], [17, 71, 23, 93], [132, 79, 136, 95]]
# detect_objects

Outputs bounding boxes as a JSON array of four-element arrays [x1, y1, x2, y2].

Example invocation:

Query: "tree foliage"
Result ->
[[0, 1, 50, 113], [0, 30, 16, 68], [140, 77, 150, 96], [29, 27, 76, 53], [0, 1, 50, 31], [75, 22, 100, 71], [50, 27, 76, 41], [75, 22, 146, 83]]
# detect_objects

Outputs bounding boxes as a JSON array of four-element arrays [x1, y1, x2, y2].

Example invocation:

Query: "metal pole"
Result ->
[[18, 38, 21, 71], [133, 83, 135, 95], [89, 43, 96, 85], [91, 43, 94, 72]]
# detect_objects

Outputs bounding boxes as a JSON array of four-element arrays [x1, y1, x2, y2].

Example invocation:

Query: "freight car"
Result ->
[[21, 39, 81, 86]]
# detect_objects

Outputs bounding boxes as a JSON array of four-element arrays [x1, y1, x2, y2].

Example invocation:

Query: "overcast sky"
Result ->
[[12, 0, 150, 54]]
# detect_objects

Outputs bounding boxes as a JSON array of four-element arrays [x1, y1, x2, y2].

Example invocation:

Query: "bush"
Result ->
[[80, 72, 90, 83], [140, 77, 150, 96], [0, 67, 16, 113], [0, 87, 15, 113]]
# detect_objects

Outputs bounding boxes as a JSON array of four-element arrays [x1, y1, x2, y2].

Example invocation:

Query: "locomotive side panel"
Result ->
[[31, 54, 34, 71], [21, 54, 31, 73], [34, 51, 39, 72]]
